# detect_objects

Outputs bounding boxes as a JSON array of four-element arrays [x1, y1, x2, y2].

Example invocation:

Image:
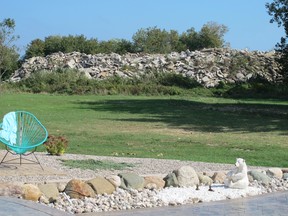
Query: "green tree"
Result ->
[[44, 35, 64, 55], [198, 22, 228, 49], [179, 27, 199, 51], [25, 38, 45, 59], [97, 39, 126, 54], [132, 27, 179, 53], [180, 22, 228, 51], [25, 35, 100, 58], [83, 38, 99, 54], [266, 0, 288, 81], [0, 18, 19, 82]]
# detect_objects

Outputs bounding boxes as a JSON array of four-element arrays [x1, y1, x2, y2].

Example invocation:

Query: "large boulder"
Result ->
[[248, 170, 272, 186], [163, 173, 179, 187], [197, 173, 213, 186], [267, 168, 283, 179], [106, 175, 122, 188], [38, 183, 59, 203], [118, 173, 145, 190], [144, 176, 165, 189], [22, 184, 42, 201], [173, 166, 199, 187], [64, 179, 95, 199], [87, 176, 115, 195], [211, 171, 227, 184]]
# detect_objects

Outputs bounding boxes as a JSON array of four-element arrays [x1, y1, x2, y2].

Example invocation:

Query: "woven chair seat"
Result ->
[[0, 111, 48, 170]]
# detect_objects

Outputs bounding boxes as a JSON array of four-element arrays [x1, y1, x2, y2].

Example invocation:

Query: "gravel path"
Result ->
[[0, 151, 270, 184]]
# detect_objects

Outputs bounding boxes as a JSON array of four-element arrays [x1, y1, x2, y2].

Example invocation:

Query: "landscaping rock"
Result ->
[[163, 173, 179, 187], [64, 179, 95, 199], [106, 175, 121, 188], [0, 183, 23, 197], [173, 166, 199, 187], [118, 173, 145, 190], [248, 170, 272, 186], [267, 168, 283, 179], [87, 176, 115, 195], [38, 183, 59, 203], [283, 173, 288, 180], [211, 171, 227, 184], [197, 173, 213, 186], [56, 182, 67, 192], [144, 176, 165, 189], [22, 184, 42, 201]]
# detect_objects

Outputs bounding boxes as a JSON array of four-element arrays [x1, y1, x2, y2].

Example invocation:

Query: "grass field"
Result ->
[[0, 93, 287, 167]]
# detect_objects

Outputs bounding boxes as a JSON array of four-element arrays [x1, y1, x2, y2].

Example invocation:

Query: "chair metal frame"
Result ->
[[0, 111, 48, 170]]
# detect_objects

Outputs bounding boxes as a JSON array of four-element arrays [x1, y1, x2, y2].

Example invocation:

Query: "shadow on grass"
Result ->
[[75, 98, 288, 134]]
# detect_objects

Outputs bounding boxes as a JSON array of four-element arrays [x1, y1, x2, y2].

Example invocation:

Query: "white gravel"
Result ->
[[156, 185, 263, 204]]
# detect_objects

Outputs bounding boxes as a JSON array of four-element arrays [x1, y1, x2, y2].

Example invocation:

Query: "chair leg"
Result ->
[[0, 147, 44, 171], [0, 150, 10, 165], [32, 152, 44, 171]]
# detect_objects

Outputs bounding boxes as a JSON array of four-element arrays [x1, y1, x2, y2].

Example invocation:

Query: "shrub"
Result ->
[[44, 135, 68, 155]]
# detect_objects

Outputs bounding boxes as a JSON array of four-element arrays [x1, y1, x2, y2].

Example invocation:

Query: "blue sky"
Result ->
[[1, 0, 284, 55]]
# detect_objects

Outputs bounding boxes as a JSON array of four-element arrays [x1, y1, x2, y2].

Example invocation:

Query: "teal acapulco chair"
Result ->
[[0, 111, 48, 170]]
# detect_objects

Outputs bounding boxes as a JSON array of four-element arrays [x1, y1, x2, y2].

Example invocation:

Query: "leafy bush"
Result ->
[[157, 73, 200, 88], [14, 69, 198, 95], [44, 135, 68, 155]]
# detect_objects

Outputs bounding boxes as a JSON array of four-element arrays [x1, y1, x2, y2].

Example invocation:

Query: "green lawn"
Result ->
[[1, 93, 288, 167]]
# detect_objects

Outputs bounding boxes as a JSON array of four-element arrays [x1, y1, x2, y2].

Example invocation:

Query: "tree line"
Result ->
[[1, 0, 288, 83], [25, 22, 228, 59]]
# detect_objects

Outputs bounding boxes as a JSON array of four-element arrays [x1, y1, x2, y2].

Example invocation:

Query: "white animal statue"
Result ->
[[224, 158, 249, 189]]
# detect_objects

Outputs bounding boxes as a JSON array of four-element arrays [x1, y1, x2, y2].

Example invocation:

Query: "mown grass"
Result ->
[[0, 93, 287, 167]]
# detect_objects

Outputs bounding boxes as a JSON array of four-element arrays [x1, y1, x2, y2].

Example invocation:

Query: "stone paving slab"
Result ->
[[81, 191, 288, 216], [0, 196, 71, 216]]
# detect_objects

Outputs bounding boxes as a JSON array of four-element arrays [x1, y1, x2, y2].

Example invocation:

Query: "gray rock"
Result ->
[[163, 173, 179, 187], [197, 173, 213, 186], [173, 166, 199, 187], [283, 173, 288, 180], [248, 170, 272, 186], [118, 173, 145, 190], [9, 49, 282, 87]]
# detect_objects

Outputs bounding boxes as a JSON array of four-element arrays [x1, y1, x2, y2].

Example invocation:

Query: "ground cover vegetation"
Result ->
[[61, 159, 135, 171], [0, 93, 287, 167]]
